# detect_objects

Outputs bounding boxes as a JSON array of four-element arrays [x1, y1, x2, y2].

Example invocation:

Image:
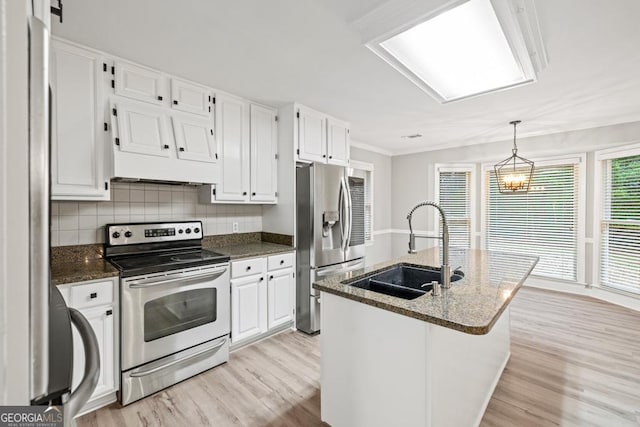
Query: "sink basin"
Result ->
[[344, 264, 464, 300]]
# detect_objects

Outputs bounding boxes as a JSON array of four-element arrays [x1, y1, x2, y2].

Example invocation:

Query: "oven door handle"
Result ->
[[128, 338, 227, 378], [127, 267, 227, 289]]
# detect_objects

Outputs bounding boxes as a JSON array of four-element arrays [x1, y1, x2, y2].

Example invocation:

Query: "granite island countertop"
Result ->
[[313, 248, 538, 335]]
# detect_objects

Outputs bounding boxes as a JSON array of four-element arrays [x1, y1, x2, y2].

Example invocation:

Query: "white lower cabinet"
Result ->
[[267, 268, 295, 330], [59, 277, 118, 416], [70, 306, 115, 399], [231, 274, 268, 342], [230, 252, 295, 346]]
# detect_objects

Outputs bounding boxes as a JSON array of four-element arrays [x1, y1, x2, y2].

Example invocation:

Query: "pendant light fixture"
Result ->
[[494, 120, 534, 193]]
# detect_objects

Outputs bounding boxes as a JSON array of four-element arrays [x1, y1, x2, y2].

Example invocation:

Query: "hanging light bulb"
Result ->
[[494, 120, 534, 193]]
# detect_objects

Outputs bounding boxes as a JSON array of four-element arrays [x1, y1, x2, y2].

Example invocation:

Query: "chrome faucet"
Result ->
[[406, 201, 452, 289]]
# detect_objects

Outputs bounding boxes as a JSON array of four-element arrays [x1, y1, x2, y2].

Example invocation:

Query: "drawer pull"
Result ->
[[280, 260, 285, 265], [260, 277, 264, 281], [90, 292, 97, 299], [269, 275, 274, 280], [106, 309, 113, 316], [246, 266, 251, 271]]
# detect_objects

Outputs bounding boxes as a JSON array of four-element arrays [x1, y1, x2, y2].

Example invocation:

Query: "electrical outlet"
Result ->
[[232, 222, 239, 233]]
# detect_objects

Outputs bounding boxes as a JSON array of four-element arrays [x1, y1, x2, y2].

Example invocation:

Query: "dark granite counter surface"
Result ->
[[313, 248, 538, 335], [202, 232, 294, 260], [51, 232, 295, 285], [51, 244, 119, 286]]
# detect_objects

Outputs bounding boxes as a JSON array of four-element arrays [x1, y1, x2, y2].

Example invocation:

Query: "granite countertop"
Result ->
[[50, 244, 119, 286], [313, 248, 538, 335], [52, 259, 119, 286], [206, 241, 295, 260]]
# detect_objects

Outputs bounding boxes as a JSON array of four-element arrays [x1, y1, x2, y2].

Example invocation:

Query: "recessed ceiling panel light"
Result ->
[[371, 0, 538, 103]]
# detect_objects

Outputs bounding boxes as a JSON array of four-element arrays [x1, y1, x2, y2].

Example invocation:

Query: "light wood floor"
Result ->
[[78, 288, 640, 427]]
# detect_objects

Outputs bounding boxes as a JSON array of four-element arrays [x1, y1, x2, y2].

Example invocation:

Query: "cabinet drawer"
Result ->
[[268, 252, 294, 271], [70, 280, 114, 309], [231, 257, 267, 279]]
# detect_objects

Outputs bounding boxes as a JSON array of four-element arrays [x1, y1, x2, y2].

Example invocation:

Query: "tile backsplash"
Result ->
[[51, 182, 262, 246]]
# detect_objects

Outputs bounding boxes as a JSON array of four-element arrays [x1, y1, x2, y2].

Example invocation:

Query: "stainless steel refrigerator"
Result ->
[[296, 163, 366, 334], [27, 15, 100, 422]]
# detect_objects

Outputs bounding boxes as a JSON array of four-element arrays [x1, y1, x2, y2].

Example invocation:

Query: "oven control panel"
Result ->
[[106, 221, 203, 246]]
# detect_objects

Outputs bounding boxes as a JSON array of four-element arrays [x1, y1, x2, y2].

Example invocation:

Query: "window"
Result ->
[[436, 166, 474, 248], [351, 161, 374, 243], [598, 150, 640, 294], [484, 158, 582, 281]]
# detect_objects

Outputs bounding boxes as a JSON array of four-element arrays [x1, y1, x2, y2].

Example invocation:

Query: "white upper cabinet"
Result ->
[[171, 114, 217, 163], [215, 94, 250, 201], [250, 104, 278, 203], [294, 104, 350, 166], [114, 61, 165, 105], [50, 40, 109, 200], [297, 106, 327, 163], [171, 78, 212, 116], [111, 100, 171, 158], [327, 117, 350, 166]]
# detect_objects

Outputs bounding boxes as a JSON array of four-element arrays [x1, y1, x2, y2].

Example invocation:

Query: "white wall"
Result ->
[[0, 0, 30, 405], [389, 120, 640, 307], [51, 183, 263, 246], [350, 145, 393, 266]]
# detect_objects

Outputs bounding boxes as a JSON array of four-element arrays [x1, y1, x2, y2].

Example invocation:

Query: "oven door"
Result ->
[[121, 264, 230, 371]]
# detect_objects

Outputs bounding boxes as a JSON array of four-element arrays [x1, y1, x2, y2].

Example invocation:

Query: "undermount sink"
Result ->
[[344, 264, 464, 300]]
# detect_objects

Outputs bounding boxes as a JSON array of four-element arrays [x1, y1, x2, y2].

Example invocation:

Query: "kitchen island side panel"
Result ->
[[321, 291, 511, 427]]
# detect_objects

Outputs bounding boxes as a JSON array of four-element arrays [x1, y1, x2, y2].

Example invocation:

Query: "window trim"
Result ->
[[480, 153, 587, 283], [350, 160, 375, 245], [593, 141, 640, 292], [434, 163, 477, 249]]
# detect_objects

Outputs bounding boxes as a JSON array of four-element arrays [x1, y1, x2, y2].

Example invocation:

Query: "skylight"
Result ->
[[375, 0, 536, 103]]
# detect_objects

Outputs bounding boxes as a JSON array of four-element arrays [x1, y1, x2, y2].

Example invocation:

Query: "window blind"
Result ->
[[485, 163, 579, 281], [364, 169, 373, 242], [439, 171, 471, 248], [600, 154, 640, 294]]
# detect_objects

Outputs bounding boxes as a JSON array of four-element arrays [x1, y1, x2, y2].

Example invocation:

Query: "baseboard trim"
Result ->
[[524, 279, 640, 312]]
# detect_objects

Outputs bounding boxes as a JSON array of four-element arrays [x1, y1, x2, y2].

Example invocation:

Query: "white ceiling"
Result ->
[[52, 0, 640, 155]]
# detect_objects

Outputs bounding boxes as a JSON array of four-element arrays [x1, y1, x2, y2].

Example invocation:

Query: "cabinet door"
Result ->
[[215, 94, 250, 201], [327, 118, 350, 166], [71, 306, 116, 400], [267, 268, 294, 330], [171, 114, 217, 163], [50, 41, 109, 200], [250, 104, 278, 203], [111, 101, 172, 158], [297, 106, 327, 163], [231, 275, 267, 343], [114, 61, 165, 105], [171, 78, 212, 116]]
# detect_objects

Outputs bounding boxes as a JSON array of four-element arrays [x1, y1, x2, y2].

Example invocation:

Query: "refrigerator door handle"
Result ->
[[65, 308, 100, 421], [339, 177, 350, 252], [345, 176, 353, 250], [28, 16, 50, 402], [316, 258, 365, 277]]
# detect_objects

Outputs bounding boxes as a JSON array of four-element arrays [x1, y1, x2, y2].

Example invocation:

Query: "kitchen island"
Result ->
[[313, 248, 538, 427]]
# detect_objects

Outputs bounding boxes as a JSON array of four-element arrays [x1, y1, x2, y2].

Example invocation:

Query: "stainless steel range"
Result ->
[[104, 221, 230, 405]]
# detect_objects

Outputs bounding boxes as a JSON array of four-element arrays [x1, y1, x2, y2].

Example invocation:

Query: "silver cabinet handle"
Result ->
[[65, 308, 100, 420], [129, 338, 227, 378], [128, 268, 227, 288]]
